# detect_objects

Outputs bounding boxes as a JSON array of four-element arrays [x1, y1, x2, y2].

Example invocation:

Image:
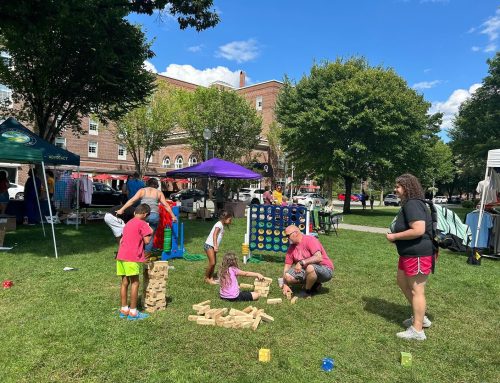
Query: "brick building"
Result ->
[[2, 71, 283, 188]]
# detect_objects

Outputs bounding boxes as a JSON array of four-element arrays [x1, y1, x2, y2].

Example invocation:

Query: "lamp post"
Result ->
[[203, 128, 212, 161]]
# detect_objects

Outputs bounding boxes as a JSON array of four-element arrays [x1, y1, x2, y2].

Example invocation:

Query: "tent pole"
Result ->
[[474, 167, 491, 248], [30, 164, 46, 237], [41, 161, 58, 258]]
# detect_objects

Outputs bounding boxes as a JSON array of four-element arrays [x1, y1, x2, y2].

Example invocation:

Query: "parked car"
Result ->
[[432, 196, 448, 204], [384, 193, 401, 206], [449, 195, 462, 204], [338, 193, 359, 202], [91, 182, 121, 206], [233, 188, 265, 205], [294, 193, 328, 208], [8, 183, 24, 200], [170, 188, 206, 202]]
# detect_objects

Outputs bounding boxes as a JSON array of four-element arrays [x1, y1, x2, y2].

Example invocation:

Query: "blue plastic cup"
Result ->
[[322, 357, 335, 372]]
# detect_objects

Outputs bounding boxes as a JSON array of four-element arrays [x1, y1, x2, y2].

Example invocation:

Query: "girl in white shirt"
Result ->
[[204, 210, 232, 285]]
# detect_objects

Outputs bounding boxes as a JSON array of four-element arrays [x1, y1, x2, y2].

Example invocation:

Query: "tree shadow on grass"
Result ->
[[362, 296, 408, 325]]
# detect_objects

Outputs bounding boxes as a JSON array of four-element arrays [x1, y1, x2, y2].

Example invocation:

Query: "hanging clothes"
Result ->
[[489, 214, 500, 254], [476, 178, 498, 204], [466, 211, 494, 249]]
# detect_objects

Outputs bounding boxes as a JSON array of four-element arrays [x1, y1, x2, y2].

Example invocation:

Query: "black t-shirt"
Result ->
[[393, 199, 434, 257], [108, 205, 135, 223]]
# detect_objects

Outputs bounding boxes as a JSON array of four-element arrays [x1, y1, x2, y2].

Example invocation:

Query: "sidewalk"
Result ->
[[338, 223, 388, 234]]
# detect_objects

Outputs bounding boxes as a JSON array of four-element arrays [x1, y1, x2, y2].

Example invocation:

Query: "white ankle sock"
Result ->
[[129, 308, 138, 315], [121, 306, 129, 311]]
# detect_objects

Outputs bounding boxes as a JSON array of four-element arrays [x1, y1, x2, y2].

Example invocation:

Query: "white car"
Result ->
[[8, 183, 24, 200], [234, 188, 265, 205], [384, 194, 401, 206], [432, 196, 447, 204], [294, 193, 328, 208]]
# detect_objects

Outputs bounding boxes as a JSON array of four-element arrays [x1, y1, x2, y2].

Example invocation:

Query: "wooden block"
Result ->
[[232, 322, 242, 329], [205, 309, 219, 319], [240, 321, 254, 329], [229, 308, 252, 317], [286, 292, 292, 300], [290, 297, 298, 305], [242, 306, 254, 314], [267, 298, 282, 305], [188, 315, 202, 321], [222, 320, 235, 328], [254, 281, 270, 287], [234, 315, 255, 323], [260, 312, 274, 322], [239, 283, 254, 289], [212, 309, 225, 319], [197, 306, 210, 315], [262, 277, 273, 283], [195, 300, 211, 307], [196, 317, 215, 326], [250, 307, 258, 318], [252, 315, 261, 331]]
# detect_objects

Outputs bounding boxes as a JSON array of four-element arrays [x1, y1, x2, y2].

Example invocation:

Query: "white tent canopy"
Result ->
[[474, 149, 500, 248]]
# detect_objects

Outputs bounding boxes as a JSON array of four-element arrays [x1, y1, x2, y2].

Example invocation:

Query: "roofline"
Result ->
[[155, 73, 283, 90], [155, 73, 201, 88], [238, 80, 283, 90]]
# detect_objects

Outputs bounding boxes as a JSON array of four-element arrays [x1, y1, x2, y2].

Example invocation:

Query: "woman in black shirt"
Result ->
[[386, 173, 434, 341]]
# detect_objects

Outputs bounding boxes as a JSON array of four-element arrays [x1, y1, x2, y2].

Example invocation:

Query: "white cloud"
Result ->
[[423, 68, 432, 73], [480, 9, 500, 41], [159, 64, 250, 87], [471, 46, 481, 52], [187, 45, 204, 53], [143, 60, 158, 73], [429, 83, 481, 131], [216, 39, 259, 63], [412, 80, 442, 90], [484, 43, 497, 52]]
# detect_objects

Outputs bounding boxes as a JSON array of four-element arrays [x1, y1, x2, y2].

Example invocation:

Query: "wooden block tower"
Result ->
[[143, 261, 169, 313], [253, 277, 272, 298]]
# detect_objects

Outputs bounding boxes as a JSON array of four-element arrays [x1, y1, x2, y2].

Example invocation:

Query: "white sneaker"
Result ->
[[396, 326, 426, 341], [402, 315, 432, 328]]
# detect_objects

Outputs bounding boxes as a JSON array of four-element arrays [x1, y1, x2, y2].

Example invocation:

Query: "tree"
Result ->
[[0, 0, 219, 142], [114, 82, 187, 176], [449, 52, 500, 171], [276, 58, 440, 213], [182, 87, 262, 163], [422, 141, 455, 197]]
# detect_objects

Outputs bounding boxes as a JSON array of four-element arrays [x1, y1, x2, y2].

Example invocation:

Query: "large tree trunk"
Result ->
[[343, 176, 353, 214]]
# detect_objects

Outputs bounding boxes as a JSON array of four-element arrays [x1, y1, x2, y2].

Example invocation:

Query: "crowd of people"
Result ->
[[105, 172, 435, 340]]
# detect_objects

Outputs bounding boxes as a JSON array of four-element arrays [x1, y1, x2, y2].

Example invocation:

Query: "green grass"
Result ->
[[342, 206, 474, 228], [0, 219, 499, 383]]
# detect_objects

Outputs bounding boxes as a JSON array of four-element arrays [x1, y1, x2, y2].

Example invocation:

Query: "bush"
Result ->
[[461, 200, 475, 209]]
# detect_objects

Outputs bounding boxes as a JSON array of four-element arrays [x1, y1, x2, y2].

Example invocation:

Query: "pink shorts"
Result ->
[[398, 255, 434, 276]]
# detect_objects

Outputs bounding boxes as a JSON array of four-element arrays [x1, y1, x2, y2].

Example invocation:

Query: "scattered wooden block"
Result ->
[[195, 300, 211, 307], [252, 315, 261, 331], [188, 315, 202, 321], [242, 306, 254, 314], [262, 277, 273, 283], [267, 298, 282, 305], [240, 321, 254, 329], [260, 312, 274, 322], [196, 317, 216, 326], [197, 306, 211, 315], [290, 297, 298, 305], [229, 308, 253, 317], [286, 292, 292, 300]]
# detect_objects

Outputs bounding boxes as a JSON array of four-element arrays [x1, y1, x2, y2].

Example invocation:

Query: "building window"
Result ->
[[55, 137, 66, 149], [175, 156, 183, 169], [118, 144, 126, 160], [0, 84, 12, 107], [162, 156, 171, 168], [89, 119, 98, 135], [188, 156, 198, 166], [88, 141, 98, 157], [256, 96, 263, 111]]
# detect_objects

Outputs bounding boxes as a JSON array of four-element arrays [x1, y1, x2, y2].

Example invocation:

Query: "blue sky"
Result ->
[[129, 0, 500, 138]]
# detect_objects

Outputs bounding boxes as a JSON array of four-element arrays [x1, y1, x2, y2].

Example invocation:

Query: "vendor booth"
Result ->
[[468, 149, 500, 262], [0, 117, 81, 258]]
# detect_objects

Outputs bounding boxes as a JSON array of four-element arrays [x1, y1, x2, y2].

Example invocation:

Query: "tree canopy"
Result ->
[[114, 81, 186, 176], [276, 57, 441, 212], [0, 0, 219, 142], [181, 87, 262, 163], [449, 52, 500, 171]]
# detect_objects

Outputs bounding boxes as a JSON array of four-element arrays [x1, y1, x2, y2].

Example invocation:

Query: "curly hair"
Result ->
[[219, 252, 238, 288], [395, 173, 424, 203]]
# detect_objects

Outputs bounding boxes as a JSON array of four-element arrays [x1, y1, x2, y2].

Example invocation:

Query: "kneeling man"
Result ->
[[282, 225, 334, 298]]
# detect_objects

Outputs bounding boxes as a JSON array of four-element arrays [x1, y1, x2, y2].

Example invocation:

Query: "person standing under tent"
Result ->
[[126, 172, 145, 203], [0, 171, 9, 215], [24, 169, 41, 224], [215, 183, 226, 215], [117, 177, 177, 258], [386, 173, 435, 341]]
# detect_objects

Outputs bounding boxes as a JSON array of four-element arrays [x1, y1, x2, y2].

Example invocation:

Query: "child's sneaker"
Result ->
[[119, 308, 130, 318], [396, 326, 426, 341], [402, 315, 432, 328], [127, 311, 149, 321]]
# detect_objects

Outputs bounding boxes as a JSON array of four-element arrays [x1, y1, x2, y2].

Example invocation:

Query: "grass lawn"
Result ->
[[342, 206, 474, 228], [0, 218, 499, 383]]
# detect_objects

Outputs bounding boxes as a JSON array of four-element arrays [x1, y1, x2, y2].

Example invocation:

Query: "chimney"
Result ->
[[239, 71, 245, 88]]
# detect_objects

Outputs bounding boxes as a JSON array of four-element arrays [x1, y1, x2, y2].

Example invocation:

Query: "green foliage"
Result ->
[[450, 52, 500, 170], [114, 82, 187, 176], [0, 0, 218, 142], [182, 87, 262, 163], [276, 58, 440, 212], [420, 140, 456, 187]]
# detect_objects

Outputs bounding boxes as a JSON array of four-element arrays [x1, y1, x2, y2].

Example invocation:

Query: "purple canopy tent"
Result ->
[[166, 158, 262, 180]]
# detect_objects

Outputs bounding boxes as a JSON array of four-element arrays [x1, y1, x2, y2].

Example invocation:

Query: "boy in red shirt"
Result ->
[[116, 203, 153, 320]]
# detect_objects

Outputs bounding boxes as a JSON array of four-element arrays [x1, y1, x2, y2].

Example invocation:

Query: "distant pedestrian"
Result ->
[[361, 190, 367, 210], [262, 186, 273, 205], [370, 194, 375, 210], [126, 172, 145, 203]]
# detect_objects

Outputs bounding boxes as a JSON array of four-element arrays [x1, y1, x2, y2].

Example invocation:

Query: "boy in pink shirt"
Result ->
[[116, 203, 153, 320], [282, 224, 334, 298]]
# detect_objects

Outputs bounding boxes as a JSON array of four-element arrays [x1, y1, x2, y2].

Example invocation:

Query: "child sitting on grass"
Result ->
[[219, 252, 266, 301], [116, 203, 153, 320]]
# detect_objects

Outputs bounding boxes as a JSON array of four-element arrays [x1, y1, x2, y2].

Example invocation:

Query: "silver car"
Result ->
[[384, 194, 401, 206]]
